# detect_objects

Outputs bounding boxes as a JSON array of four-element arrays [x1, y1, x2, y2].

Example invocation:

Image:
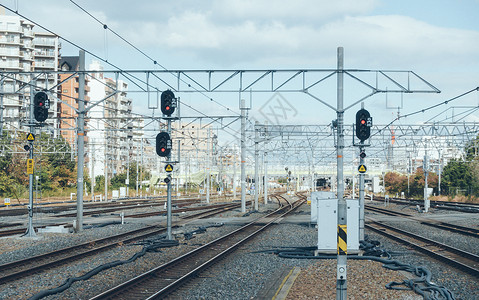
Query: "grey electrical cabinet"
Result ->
[[310, 191, 336, 224], [313, 194, 359, 254]]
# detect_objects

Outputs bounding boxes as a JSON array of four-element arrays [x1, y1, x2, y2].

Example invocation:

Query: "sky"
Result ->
[[2, 0, 479, 148]]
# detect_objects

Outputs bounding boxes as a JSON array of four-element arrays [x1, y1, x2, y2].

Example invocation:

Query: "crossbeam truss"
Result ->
[[0, 68, 443, 172], [254, 123, 479, 165]]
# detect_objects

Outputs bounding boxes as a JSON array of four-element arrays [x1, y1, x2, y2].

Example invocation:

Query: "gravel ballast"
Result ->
[[0, 200, 477, 299]]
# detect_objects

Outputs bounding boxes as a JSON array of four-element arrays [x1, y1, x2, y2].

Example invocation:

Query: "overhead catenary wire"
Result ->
[[1, 2, 246, 148], [372, 87, 479, 139], [68, 0, 240, 116]]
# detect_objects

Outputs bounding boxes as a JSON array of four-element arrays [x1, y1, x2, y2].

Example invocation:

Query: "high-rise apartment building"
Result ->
[[0, 14, 60, 132], [58, 56, 90, 148], [88, 61, 136, 186]]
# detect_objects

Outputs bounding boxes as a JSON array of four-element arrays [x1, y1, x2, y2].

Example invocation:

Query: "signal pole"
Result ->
[[166, 119, 172, 239], [25, 76, 36, 237], [336, 47, 347, 300], [358, 144, 365, 241], [158, 90, 177, 240]]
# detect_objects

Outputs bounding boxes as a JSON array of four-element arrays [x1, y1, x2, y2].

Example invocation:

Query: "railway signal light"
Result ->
[[156, 132, 171, 157], [355, 108, 372, 142], [33, 91, 49, 122], [359, 151, 366, 159], [161, 90, 176, 116]]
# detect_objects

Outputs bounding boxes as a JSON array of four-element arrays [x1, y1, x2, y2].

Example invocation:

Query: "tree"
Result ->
[[41, 133, 76, 190], [441, 159, 475, 197], [384, 172, 407, 196], [384, 169, 438, 199], [110, 172, 127, 189], [0, 132, 28, 199], [95, 175, 105, 193]]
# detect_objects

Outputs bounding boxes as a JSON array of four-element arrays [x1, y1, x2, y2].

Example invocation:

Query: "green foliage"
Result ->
[[441, 159, 478, 197], [0, 132, 27, 198], [110, 172, 127, 189], [95, 175, 105, 192], [440, 134, 479, 198], [384, 169, 438, 198], [39, 132, 76, 190], [384, 172, 406, 195], [0, 130, 164, 198]]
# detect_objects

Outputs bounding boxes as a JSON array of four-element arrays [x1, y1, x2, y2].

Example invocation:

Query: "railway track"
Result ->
[[53, 199, 201, 218], [0, 202, 242, 284], [366, 220, 479, 279], [89, 194, 305, 300], [0, 196, 209, 217], [370, 196, 479, 213], [365, 205, 479, 238], [0, 199, 216, 238]]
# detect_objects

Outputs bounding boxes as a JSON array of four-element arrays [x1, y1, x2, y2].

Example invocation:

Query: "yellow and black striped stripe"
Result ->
[[337, 224, 347, 255]]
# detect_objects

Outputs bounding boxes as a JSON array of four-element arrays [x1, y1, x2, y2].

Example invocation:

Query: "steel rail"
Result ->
[[0, 203, 242, 284], [365, 205, 479, 238], [366, 221, 479, 278], [90, 195, 304, 300]]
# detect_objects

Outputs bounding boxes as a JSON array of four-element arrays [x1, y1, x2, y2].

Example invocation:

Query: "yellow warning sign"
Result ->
[[358, 164, 367, 173], [27, 159, 34, 175], [26, 133, 35, 141], [165, 164, 173, 172]]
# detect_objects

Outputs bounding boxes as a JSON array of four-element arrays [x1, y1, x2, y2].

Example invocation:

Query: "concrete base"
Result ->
[[37, 225, 70, 234]]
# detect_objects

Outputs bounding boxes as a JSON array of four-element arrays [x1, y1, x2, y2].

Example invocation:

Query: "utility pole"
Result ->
[[136, 145, 139, 197], [206, 128, 210, 203], [140, 137, 144, 198], [254, 121, 259, 210], [240, 99, 246, 213], [75, 50, 86, 232], [104, 135, 108, 202], [424, 150, 430, 212], [336, 46, 347, 300], [264, 149, 268, 204], [0, 78, 4, 136], [438, 149, 442, 196], [407, 152, 411, 197], [233, 143, 237, 198], [91, 138, 95, 202]]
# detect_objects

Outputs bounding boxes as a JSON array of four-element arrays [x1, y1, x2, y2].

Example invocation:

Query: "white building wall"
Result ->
[[87, 61, 106, 178]]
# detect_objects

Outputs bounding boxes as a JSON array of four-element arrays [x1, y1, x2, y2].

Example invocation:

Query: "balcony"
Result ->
[[0, 62, 21, 70], [34, 61, 55, 69], [118, 103, 132, 112], [34, 50, 55, 57], [0, 49, 20, 56], [34, 39, 56, 47], [20, 51, 33, 61], [22, 29, 34, 37], [0, 25, 22, 33], [0, 37, 20, 45]]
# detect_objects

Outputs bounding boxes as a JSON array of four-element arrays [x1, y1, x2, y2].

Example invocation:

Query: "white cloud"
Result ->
[[127, 11, 479, 72]]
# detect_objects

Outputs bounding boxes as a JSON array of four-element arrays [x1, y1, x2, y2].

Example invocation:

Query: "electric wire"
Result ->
[[68, 0, 240, 116], [372, 87, 479, 139]]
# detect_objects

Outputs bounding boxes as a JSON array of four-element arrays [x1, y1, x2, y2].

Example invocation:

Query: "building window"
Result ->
[[63, 89, 68, 93]]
